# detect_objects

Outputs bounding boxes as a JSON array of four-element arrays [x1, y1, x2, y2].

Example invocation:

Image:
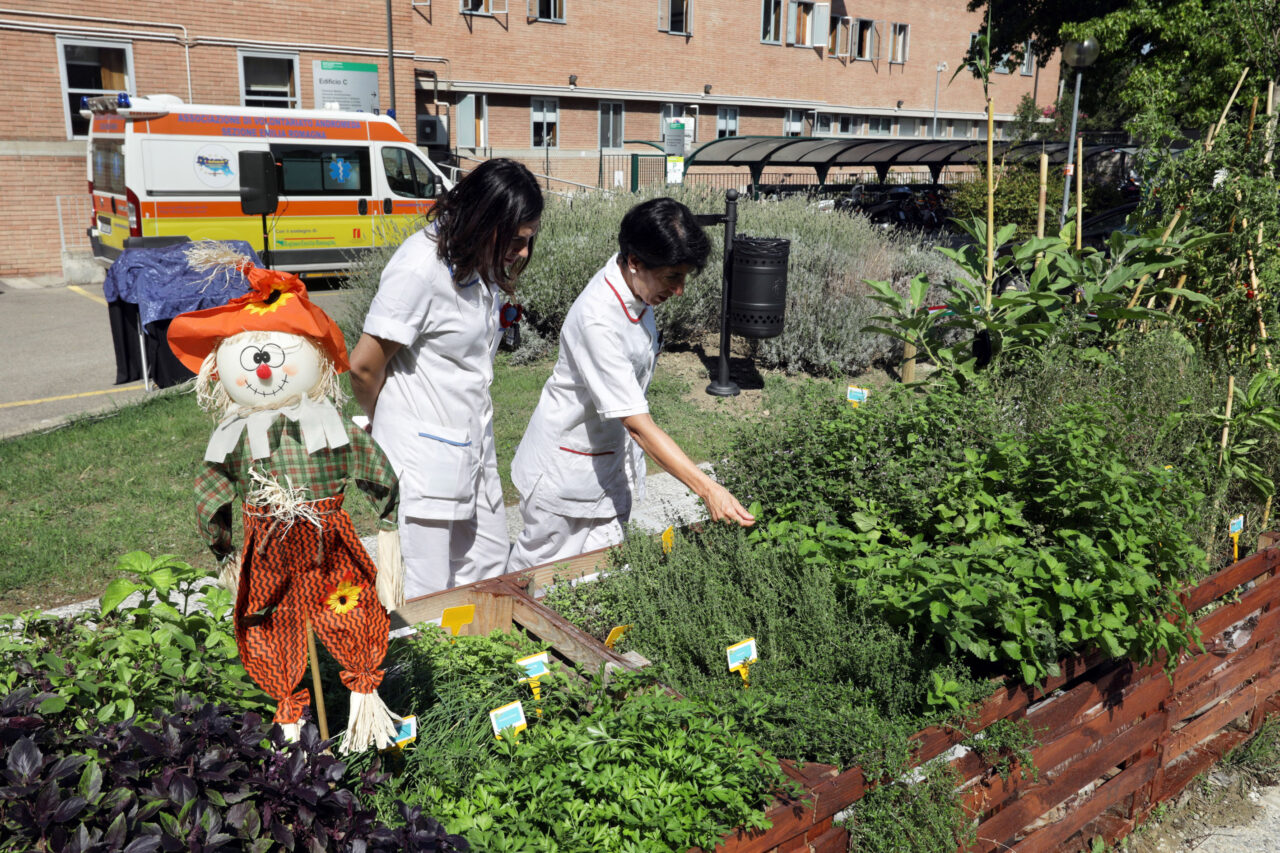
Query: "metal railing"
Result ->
[[56, 195, 94, 254]]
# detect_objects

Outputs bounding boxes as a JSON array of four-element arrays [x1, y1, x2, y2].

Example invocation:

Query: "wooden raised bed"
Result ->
[[389, 539, 1280, 853]]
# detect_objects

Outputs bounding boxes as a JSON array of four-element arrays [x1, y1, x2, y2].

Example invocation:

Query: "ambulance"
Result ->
[[84, 94, 453, 273]]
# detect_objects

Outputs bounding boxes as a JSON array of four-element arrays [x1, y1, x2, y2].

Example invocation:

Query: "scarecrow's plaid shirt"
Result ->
[[195, 416, 399, 561]]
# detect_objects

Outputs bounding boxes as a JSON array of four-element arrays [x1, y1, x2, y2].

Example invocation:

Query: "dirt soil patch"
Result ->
[[660, 337, 911, 417], [1122, 768, 1280, 852]]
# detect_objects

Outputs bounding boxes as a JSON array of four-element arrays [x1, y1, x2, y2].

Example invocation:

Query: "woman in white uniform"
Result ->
[[507, 197, 754, 570], [349, 159, 542, 597]]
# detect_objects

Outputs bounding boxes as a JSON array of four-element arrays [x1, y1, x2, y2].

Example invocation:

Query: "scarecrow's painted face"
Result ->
[[214, 330, 322, 408]]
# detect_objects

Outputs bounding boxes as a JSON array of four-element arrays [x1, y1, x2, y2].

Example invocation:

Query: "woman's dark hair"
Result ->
[[617, 197, 711, 274], [430, 158, 543, 293]]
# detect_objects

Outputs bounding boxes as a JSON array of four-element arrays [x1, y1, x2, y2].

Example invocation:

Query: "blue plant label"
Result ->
[[1230, 515, 1245, 536], [726, 638, 758, 671], [517, 652, 551, 681], [847, 386, 869, 404], [489, 701, 527, 738], [393, 715, 417, 748]]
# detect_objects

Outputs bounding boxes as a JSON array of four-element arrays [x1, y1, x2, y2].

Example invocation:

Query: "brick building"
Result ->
[[0, 1, 1056, 279]]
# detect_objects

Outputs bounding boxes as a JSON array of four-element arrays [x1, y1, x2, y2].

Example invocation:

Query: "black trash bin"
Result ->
[[728, 236, 789, 339]]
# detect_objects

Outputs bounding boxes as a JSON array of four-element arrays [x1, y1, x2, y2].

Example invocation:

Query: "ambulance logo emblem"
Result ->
[[194, 143, 237, 189]]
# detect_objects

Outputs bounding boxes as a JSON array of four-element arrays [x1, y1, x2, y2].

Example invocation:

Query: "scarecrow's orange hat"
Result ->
[[167, 265, 349, 375]]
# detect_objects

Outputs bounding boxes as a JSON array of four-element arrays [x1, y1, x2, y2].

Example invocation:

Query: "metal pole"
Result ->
[[1058, 70, 1082, 227], [932, 62, 949, 139], [706, 189, 741, 397], [386, 0, 396, 118]]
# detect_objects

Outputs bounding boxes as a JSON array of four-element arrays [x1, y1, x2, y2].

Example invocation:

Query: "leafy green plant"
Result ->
[[426, 671, 793, 852], [350, 630, 793, 852], [862, 217, 1215, 384], [546, 521, 986, 776], [0, 552, 265, 728]]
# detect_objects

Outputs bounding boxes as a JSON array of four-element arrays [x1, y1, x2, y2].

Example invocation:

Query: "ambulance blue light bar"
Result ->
[[117, 92, 131, 108]]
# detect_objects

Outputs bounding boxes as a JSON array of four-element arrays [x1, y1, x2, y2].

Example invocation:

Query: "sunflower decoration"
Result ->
[[326, 576, 363, 616]]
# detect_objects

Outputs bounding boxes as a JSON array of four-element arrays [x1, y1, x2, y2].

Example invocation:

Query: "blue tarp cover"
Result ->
[[103, 241, 262, 328]]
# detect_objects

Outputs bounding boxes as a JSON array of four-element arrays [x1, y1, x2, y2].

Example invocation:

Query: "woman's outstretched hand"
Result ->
[[704, 483, 756, 526]]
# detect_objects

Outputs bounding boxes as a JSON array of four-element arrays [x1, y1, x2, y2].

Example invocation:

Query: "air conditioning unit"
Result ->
[[418, 115, 449, 146]]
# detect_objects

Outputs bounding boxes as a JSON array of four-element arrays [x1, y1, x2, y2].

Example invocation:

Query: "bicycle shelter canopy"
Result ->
[[682, 136, 1121, 189]]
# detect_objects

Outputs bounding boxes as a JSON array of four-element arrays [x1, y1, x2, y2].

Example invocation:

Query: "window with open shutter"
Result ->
[[528, 0, 564, 21], [829, 16, 851, 56], [660, 0, 691, 34], [890, 23, 909, 63], [854, 19, 874, 59]]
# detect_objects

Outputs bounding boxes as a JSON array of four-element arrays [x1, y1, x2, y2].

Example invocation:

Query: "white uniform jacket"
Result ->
[[512, 256, 657, 520], [363, 228, 503, 521]]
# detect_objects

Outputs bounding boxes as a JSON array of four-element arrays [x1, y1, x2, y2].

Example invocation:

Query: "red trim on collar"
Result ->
[[604, 276, 648, 324]]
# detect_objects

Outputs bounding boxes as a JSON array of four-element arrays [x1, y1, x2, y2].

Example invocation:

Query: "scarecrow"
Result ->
[[168, 246, 404, 753]]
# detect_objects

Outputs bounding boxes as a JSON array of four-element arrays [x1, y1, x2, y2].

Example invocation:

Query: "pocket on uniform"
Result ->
[[405, 422, 478, 503]]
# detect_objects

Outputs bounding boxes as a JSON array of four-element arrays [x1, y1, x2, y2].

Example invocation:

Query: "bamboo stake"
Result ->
[[1074, 140, 1084, 252], [1220, 375, 1236, 468], [1124, 208, 1184, 312], [1248, 221, 1273, 368], [1265, 80, 1275, 166], [1264, 495, 1273, 534], [901, 341, 916, 383], [1036, 152, 1048, 239], [306, 617, 330, 742], [984, 97, 995, 309], [1207, 67, 1250, 152], [1165, 273, 1189, 313], [1247, 96, 1259, 147]]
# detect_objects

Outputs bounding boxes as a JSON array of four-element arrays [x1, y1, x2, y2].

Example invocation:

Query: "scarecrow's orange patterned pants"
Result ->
[[236, 494, 388, 724]]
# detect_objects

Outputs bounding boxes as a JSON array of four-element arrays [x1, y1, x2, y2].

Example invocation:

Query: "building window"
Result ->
[[783, 108, 805, 136], [462, 0, 508, 14], [854, 19, 879, 60], [837, 115, 858, 136], [528, 0, 564, 21], [659, 0, 691, 35], [239, 51, 299, 109], [948, 119, 970, 139], [716, 107, 739, 138], [786, 0, 830, 48], [829, 15, 851, 56], [890, 23, 909, 63], [59, 38, 133, 139], [814, 113, 833, 135], [660, 103, 696, 143], [532, 97, 559, 147], [1020, 40, 1035, 75], [761, 0, 783, 43], [866, 116, 892, 136], [898, 117, 919, 137], [457, 94, 487, 148], [599, 101, 624, 149]]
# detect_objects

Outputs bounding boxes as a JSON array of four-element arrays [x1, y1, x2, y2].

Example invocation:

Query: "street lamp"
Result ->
[[932, 61, 948, 138], [1058, 36, 1100, 227]]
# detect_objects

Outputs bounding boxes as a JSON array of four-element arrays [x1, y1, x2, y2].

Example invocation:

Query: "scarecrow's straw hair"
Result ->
[[185, 241, 254, 292], [195, 330, 345, 418]]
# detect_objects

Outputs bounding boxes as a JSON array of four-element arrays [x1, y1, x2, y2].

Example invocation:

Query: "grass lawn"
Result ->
[[0, 350, 847, 613]]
